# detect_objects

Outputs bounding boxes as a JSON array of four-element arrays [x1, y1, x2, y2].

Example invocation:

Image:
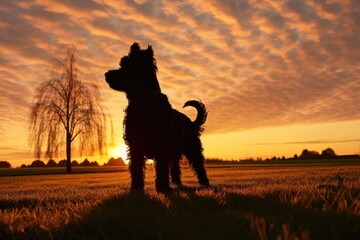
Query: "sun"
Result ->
[[109, 144, 156, 165], [109, 144, 128, 164]]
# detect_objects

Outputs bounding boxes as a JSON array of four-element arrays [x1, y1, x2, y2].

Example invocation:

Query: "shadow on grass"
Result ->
[[55, 190, 247, 240], [55, 188, 360, 240]]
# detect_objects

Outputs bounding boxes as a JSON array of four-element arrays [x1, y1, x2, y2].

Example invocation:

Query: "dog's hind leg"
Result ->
[[155, 158, 171, 192], [129, 151, 146, 190], [184, 137, 209, 187], [170, 155, 182, 186]]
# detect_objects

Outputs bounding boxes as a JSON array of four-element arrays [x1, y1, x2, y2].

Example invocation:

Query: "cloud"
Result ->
[[0, 0, 359, 140]]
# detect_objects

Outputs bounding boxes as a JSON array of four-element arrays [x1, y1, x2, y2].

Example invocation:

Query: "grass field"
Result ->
[[1, 163, 359, 239], [0, 166, 127, 177]]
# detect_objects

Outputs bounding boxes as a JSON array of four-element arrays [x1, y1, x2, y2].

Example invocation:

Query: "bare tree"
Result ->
[[29, 46, 111, 172]]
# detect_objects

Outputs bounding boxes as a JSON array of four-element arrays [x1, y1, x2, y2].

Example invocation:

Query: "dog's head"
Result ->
[[105, 42, 160, 97]]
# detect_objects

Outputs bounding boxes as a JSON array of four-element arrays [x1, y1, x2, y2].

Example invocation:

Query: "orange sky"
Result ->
[[0, 0, 359, 167]]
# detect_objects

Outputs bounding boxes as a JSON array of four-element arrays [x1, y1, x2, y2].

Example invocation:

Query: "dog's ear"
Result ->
[[130, 42, 141, 56], [120, 56, 129, 67], [146, 45, 154, 57]]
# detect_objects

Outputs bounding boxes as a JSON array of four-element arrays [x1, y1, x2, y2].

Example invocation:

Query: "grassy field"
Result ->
[[0, 166, 127, 177], [0, 163, 359, 239]]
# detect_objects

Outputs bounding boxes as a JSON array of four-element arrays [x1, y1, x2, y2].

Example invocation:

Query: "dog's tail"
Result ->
[[183, 100, 207, 132]]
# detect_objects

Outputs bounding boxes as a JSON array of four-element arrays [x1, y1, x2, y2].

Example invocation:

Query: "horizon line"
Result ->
[[251, 138, 360, 146]]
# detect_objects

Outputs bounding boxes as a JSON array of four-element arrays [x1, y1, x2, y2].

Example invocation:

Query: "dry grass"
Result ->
[[1, 164, 359, 239]]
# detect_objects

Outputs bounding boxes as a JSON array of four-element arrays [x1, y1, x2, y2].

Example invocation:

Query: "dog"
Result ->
[[105, 42, 209, 191]]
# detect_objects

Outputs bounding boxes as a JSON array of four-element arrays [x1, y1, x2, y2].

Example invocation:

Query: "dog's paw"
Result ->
[[130, 185, 145, 192], [156, 185, 173, 193]]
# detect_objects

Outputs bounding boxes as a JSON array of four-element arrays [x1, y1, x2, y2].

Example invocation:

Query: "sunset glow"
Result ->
[[0, 0, 359, 167], [109, 145, 129, 164]]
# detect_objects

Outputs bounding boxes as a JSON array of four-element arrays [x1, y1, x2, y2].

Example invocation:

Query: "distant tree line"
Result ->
[[2, 147, 358, 168], [206, 147, 359, 163], [260, 147, 338, 161], [296, 147, 337, 160], [0, 157, 125, 169], [20, 159, 100, 168]]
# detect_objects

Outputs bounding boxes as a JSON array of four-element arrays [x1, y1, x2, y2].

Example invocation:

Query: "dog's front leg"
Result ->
[[129, 152, 146, 191], [155, 159, 171, 192], [170, 156, 182, 186]]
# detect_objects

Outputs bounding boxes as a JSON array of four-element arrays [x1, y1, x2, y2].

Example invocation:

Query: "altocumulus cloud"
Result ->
[[0, 0, 359, 137]]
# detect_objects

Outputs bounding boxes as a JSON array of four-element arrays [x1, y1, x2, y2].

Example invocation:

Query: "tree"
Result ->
[[321, 148, 336, 158], [105, 157, 125, 166], [90, 161, 99, 166], [71, 160, 79, 167], [299, 149, 320, 159], [29, 46, 111, 173], [0, 161, 12, 168], [58, 160, 67, 167], [47, 159, 57, 167], [80, 158, 91, 166], [30, 160, 46, 167]]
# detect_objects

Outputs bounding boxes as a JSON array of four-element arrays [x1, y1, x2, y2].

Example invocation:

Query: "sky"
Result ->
[[0, 0, 360, 167]]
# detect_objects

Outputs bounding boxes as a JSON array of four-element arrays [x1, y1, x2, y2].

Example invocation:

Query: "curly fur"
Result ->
[[105, 42, 209, 191]]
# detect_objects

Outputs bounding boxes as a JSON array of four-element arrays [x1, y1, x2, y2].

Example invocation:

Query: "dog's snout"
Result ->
[[105, 69, 120, 80], [105, 70, 114, 83]]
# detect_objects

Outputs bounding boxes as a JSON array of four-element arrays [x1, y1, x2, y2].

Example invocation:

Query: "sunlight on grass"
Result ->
[[0, 164, 359, 239]]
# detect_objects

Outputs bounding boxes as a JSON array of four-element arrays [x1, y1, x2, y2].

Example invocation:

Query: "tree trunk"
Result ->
[[66, 131, 72, 173]]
